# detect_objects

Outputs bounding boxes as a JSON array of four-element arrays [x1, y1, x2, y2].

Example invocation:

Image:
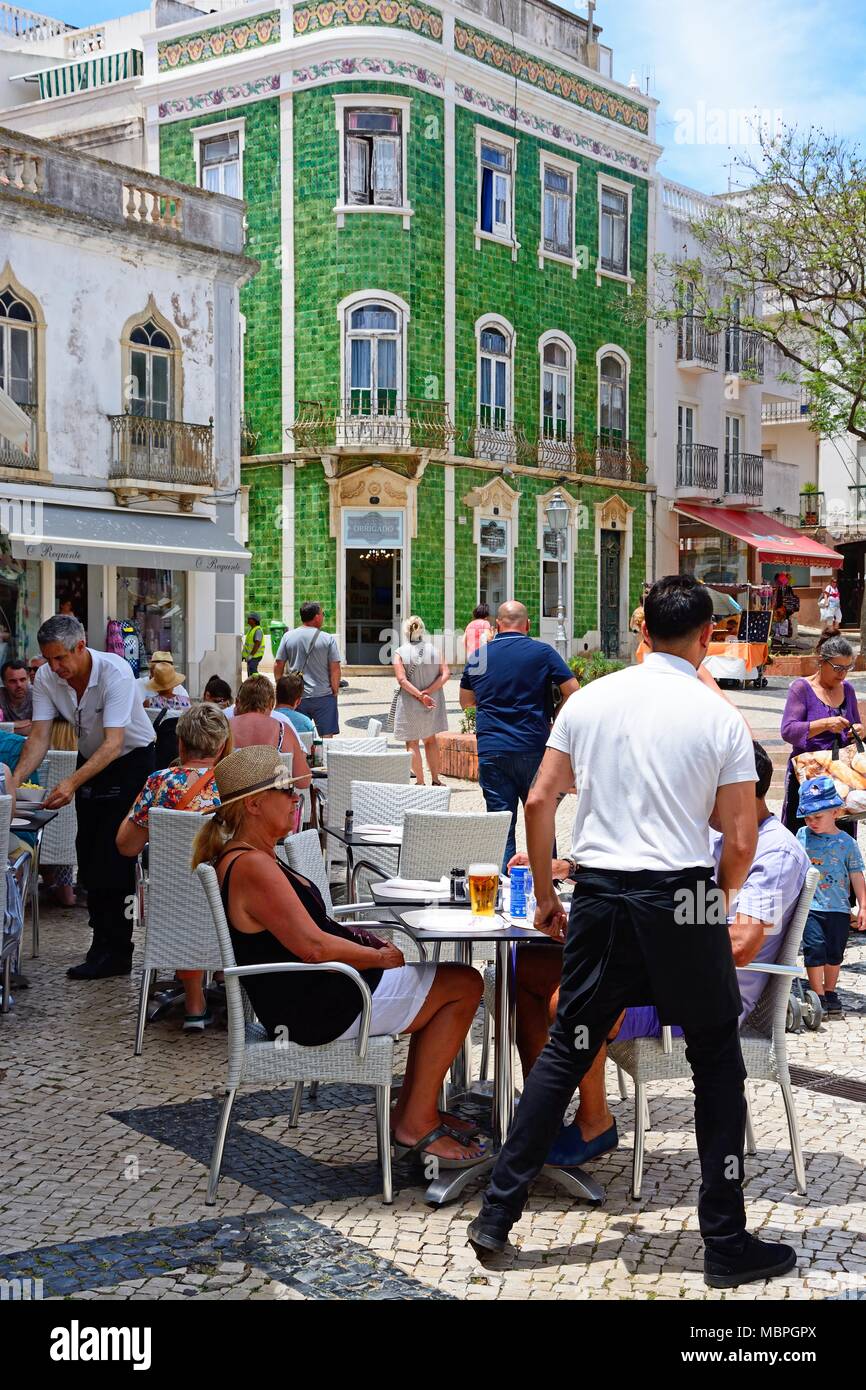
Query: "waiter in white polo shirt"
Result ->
[[10, 614, 155, 980], [469, 575, 798, 1290]]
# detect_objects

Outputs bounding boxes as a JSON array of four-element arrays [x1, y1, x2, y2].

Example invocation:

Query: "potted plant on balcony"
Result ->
[[801, 481, 820, 527]]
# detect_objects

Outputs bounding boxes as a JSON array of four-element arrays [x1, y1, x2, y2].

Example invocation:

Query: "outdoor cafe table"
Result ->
[[11, 805, 59, 960], [322, 823, 403, 901], [394, 905, 604, 1209]]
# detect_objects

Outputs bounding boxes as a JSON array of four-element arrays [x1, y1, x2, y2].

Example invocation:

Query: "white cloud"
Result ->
[[590, 0, 866, 190]]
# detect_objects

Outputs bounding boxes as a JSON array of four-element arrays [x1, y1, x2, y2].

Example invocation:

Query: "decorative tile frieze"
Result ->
[[158, 11, 280, 72], [158, 73, 281, 120], [293, 0, 443, 42]]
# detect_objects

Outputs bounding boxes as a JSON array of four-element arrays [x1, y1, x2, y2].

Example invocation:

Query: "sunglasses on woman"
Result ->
[[823, 660, 853, 675]]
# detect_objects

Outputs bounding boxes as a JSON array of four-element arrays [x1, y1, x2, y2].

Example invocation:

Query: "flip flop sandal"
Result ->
[[439, 1111, 488, 1141], [392, 1124, 488, 1170]]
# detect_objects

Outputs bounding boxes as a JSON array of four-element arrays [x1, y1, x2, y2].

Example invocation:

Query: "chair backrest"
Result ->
[[296, 729, 314, 755], [741, 866, 819, 1043], [195, 861, 248, 1079], [37, 751, 78, 865], [366, 718, 383, 738], [351, 780, 451, 825], [324, 736, 388, 764], [277, 828, 334, 913], [145, 808, 221, 970], [324, 752, 411, 836], [0, 795, 12, 928], [400, 810, 511, 880], [278, 751, 311, 828]]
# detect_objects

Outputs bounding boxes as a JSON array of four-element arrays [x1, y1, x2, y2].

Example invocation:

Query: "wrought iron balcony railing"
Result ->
[[676, 317, 720, 370], [676, 441, 718, 491], [725, 327, 765, 380], [799, 491, 825, 526], [594, 434, 646, 483], [290, 398, 454, 452], [0, 401, 38, 471], [724, 450, 764, 497], [108, 413, 215, 489]]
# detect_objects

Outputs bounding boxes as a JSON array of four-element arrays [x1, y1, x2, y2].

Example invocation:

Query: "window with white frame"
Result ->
[[129, 319, 174, 421], [542, 524, 567, 617], [478, 323, 511, 430], [344, 108, 403, 207], [479, 517, 509, 609], [598, 352, 627, 447], [599, 183, 630, 277], [543, 164, 573, 258], [542, 339, 571, 441], [199, 129, 242, 197], [0, 288, 35, 407], [345, 302, 402, 417], [475, 129, 518, 250]]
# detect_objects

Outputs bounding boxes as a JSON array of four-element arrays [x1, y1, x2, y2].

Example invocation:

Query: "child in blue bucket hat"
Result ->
[[796, 776, 866, 1017]]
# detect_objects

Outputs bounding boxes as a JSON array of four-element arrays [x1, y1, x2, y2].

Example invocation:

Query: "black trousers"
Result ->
[[481, 867, 749, 1256], [75, 745, 154, 963]]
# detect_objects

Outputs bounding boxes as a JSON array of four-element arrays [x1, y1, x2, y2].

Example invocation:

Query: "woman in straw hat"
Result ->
[[193, 746, 489, 1170], [139, 651, 191, 712]]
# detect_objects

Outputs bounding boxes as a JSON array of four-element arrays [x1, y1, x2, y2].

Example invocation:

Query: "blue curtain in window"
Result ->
[[480, 167, 493, 233]]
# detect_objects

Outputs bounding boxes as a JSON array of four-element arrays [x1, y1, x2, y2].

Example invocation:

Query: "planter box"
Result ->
[[437, 732, 478, 781], [767, 653, 866, 676]]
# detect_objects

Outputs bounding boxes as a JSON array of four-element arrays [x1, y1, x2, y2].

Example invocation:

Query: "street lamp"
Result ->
[[545, 488, 569, 660]]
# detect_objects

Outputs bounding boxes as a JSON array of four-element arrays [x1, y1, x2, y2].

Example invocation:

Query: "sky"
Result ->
[[48, 0, 866, 194]]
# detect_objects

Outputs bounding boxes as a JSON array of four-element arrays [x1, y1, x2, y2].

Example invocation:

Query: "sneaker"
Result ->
[[704, 1233, 797, 1289], [183, 1008, 214, 1032], [824, 991, 844, 1019]]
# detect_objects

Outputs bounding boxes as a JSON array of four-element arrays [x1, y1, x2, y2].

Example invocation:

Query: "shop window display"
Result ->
[[0, 540, 40, 665], [117, 569, 186, 670]]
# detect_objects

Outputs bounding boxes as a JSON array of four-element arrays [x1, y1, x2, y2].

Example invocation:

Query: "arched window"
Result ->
[[541, 338, 572, 442], [0, 288, 35, 407], [129, 318, 175, 421], [598, 351, 628, 447], [478, 321, 511, 431], [346, 301, 401, 417]]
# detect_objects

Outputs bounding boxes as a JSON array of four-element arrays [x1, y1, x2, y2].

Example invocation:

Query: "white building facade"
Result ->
[[0, 123, 254, 688]]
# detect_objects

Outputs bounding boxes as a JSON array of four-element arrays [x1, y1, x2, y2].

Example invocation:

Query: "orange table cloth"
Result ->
[[706, 641, 769, 667]]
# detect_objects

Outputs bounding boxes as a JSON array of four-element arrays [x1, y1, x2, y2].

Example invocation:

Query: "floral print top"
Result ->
[[128, 764, 219, 828]]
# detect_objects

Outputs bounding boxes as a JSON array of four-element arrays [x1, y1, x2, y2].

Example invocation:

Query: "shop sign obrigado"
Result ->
[[344, 510, 403, 549]]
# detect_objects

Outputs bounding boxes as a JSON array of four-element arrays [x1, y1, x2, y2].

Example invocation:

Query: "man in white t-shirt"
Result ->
[[469, 575, 797, 1290], [9, 613, 155, 980]]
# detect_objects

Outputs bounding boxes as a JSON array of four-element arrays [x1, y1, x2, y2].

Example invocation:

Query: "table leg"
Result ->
[[492, 939, 516, 1146], [345, 845, 355, 904], [448, 939, 473, 1095]]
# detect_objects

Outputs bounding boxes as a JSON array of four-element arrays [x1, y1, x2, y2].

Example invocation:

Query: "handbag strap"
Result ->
[[174, 765, 215, 810]]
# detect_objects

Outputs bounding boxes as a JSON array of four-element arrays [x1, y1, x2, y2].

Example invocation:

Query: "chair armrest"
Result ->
[[331, 901, 379, 918], [224, 960, 374, 1059], [351, 857, 389, 899], [735, 962, 806, 978], [660, 1024, 673, 1055]]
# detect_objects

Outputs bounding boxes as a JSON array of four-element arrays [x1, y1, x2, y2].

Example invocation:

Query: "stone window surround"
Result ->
[[192, 116, 246, 197], [596, 342, 631, 443], [336, 288, 410, 418], [538, 328, 576, 446], [474, 124, 520, 259], [120, 295, 184, 422], [537, 147, 580, 277], [332, 92, 414, 230], [593, 493, 635, 656], [463, 474, 520, 610], [596, 171, 634, 292], [536, 483, 580, 635], [0, 260, 49, 483], [475, 312, 516, 433]]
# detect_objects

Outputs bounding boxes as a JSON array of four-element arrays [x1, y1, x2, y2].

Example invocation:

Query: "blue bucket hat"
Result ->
[[798, 774, 844, 817]]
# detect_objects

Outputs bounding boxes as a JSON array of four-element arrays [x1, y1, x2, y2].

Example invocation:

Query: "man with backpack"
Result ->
[[273, 601, 342, 737]]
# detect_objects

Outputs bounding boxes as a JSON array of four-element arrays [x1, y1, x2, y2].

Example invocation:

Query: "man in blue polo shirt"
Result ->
[[460, 600, 577, 869]]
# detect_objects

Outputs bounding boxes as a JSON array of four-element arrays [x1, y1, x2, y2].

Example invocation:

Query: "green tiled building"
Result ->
[[154, 0, 660, 665]]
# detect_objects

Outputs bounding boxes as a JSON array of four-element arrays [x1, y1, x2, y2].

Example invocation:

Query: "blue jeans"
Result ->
[[477, 749, 546, 871]]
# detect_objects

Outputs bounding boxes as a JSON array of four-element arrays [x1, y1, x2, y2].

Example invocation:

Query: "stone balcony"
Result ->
[[108, 413, 215, 510]]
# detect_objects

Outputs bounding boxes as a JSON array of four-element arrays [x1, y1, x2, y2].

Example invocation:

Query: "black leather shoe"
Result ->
[[67, 956, 132, 980], [10, 972, 29, 989], [467, 1216, 510, 1257], [704, 1234, 797, 1288]]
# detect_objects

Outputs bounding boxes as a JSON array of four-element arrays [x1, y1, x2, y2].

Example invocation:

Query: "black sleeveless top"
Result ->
[[219, 849, 383, 1046]]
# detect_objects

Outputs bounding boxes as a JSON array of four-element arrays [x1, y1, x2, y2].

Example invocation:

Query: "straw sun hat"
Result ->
[[146, 651, 186, 692], [211, 745, 297, 811]]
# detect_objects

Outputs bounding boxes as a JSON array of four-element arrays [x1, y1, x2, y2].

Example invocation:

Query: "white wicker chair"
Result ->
[[349, 781, 451, 898], [278, 751, 312, 831], [399, 810, 511, 881], [296, 730, 314, 756], [609, 867, 819, 1200], [30, 750, 78, 958], [0, 797, 17, 1013], [324, 736, 389, 764], [133, 808, 220, 1056], [321, 752, 411, 871], [366, 718, 384, 738], [196, 860, 397, 1205]]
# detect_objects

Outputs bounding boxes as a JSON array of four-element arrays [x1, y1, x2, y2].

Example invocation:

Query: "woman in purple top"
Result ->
[[780, 635, 864, 832]]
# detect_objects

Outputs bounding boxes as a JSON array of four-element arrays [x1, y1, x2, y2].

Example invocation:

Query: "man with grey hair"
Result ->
[[10, 614, 155, 979], [460, 600, 577, 869]]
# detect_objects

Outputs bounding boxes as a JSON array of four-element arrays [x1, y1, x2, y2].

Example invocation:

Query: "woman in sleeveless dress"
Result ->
[[392, 616, 450, 785], [192, 746, 488, 1170]]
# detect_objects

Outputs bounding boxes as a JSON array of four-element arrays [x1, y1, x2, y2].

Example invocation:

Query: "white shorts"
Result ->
[[337, 963, 437, 1040]]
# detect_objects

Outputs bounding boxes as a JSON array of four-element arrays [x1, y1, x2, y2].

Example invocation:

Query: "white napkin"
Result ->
[[377, 876, 449, 894]]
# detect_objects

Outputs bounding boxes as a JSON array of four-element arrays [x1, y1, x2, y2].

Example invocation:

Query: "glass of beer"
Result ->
[[468, 862, 499, 917]]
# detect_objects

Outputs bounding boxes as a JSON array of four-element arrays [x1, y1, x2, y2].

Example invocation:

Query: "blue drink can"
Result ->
[[509, 866, 529, 918]]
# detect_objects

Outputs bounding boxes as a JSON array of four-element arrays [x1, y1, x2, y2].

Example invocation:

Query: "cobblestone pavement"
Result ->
[[2, 675, 865, 1301]]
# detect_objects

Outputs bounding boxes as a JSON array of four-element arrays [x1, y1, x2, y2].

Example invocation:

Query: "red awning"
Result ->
[[674, 504, 844, 567]]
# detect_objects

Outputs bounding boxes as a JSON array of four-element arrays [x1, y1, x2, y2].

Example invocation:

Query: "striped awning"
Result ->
[[36, 49, 143, 100]]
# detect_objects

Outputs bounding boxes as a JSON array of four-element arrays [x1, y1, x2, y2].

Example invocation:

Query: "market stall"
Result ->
[[703, 583, 773, 688]]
